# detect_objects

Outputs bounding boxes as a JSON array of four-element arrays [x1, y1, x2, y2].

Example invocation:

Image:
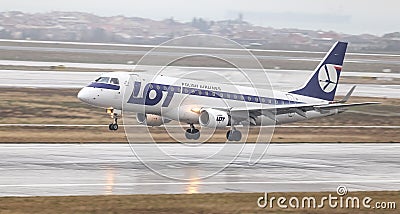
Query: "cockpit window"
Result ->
[[95, 77, 110, 83], [110, 78, 119, 85]]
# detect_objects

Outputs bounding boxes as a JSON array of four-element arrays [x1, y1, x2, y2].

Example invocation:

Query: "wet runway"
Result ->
[[0, 143, 399, 196]]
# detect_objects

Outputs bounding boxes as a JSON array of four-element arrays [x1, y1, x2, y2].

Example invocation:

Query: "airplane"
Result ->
[[77, 41, 378, 141]]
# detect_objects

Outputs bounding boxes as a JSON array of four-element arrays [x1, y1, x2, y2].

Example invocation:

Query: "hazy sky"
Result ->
[[1, 0, 399, 35]]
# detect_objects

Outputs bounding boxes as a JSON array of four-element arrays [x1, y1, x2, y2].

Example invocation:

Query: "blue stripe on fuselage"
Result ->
[[88, 82, 120, 90], [181, 86, 301, 105], [133, 82, 304, 106]]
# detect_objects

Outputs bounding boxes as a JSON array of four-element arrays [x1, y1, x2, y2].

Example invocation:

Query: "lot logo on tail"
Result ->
[[318, 64, 340, 93], [290, 41, 347, 101]]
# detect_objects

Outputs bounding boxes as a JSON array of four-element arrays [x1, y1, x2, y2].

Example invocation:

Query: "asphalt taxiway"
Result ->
[[0, 143, 399, 196]]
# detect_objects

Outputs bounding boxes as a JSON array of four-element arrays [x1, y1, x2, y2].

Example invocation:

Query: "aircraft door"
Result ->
[[124, 73, 142, 103], [286, 94, 296, 117], [110, 77, 122, 100]]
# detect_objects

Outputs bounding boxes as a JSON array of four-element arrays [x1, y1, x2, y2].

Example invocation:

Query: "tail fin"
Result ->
[[290, 41, 348, 101]]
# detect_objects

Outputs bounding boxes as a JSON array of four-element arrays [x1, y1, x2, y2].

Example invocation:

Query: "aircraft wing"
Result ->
[[313, 102, 380, 110], [212, 102, 379, 124]]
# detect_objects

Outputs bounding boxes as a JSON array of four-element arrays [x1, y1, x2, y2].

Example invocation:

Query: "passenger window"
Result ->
[[110, 78, 119, 85], [95, 77, 110, 83]]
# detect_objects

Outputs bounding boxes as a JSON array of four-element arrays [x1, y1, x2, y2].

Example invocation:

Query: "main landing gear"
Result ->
[[226, 128, 242, 142], [107, 108, 121, 131], [184, 124, 242, 142], [185, 124, 200, 140]]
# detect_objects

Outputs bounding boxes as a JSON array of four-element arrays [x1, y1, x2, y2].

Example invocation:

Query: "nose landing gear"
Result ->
[[107, 108, 121, 131], [109, 118, 119, 131]]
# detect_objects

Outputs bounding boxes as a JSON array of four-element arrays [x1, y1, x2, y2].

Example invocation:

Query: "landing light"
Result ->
[[191, 108, 201, 114], [106, 108, 114, 114]]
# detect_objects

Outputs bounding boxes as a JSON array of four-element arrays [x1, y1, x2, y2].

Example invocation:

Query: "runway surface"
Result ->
[[2, 45, 400, 65], [2, 59, 399, 78], [1, 39, 400, 65], [0, 143, 399, 196], [2, 38, 400, 57]]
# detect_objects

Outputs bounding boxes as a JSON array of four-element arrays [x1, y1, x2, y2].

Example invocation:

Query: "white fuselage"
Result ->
[[77, 72, 338, 126]]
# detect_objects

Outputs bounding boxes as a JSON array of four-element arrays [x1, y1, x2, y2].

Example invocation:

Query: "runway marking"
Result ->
[[1, 179, 400, 188], [0, 124, 398, 128]]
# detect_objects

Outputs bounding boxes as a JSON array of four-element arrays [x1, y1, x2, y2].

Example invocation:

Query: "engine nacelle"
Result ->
[[199, 109, 230, 128], [136, 113, 171, 126]]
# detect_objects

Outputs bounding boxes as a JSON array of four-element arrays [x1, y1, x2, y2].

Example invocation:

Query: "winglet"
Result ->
[[336, 85, 356, 103]]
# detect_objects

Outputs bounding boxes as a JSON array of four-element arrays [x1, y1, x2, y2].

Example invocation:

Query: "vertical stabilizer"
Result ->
[[290, 41, 348, 101]]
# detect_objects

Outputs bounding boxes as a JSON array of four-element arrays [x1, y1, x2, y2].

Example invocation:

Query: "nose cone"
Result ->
[[77, 87, 91, 103]]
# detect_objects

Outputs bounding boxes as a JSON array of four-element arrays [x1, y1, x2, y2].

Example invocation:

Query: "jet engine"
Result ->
[[136, 113, 171, 126], [199, 109, 230, 128]]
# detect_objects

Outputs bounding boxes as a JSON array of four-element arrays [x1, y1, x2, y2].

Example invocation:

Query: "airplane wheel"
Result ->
[[233, 130, 242, 141], [227, 130, 242, 141], [226, 130, 234, 141], [192, 130, 200, 140], [109, 123, 118, 131], [185, 128, 200, 140], [185, 131, 191, 139]]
